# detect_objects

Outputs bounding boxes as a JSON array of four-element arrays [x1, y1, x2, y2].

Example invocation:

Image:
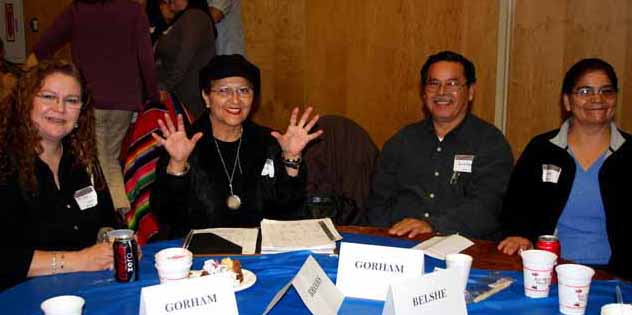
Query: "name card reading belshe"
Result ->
[[139, 276, 238, 315], [336, 242, 424, 301], [383, 268, 466, 315]]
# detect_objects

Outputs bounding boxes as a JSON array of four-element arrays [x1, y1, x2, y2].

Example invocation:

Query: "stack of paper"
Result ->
[[413, 234, 474, 260], [260, 218, 342, 254]]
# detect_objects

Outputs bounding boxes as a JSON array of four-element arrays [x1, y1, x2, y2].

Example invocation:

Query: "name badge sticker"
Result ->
[[261, 158, 275, 178], [453, 155, 474, 173], [542, 164, 562, 183], [336, 242, 424, 301], [74, 186, 98, 210]]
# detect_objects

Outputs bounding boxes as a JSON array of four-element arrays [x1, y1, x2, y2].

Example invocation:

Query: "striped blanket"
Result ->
[[120, 93, 191, 244]]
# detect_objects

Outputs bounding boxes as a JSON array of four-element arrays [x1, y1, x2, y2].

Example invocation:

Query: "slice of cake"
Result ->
[[202, 258, 244, 287]]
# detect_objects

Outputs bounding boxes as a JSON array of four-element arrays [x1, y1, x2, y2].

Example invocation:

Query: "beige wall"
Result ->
[[242, 0, 499, 148], [23, 0, 632, 155], [506, 0, 632, 157]]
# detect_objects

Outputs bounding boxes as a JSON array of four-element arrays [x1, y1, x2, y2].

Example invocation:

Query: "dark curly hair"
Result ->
[[0, 58, 103, 192]]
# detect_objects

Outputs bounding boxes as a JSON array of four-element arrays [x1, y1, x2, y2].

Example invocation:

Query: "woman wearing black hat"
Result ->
[[150, 55, 322, 238]]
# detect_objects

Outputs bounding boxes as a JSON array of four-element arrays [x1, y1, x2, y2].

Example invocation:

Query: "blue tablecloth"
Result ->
[[1, 233, 630, 314]]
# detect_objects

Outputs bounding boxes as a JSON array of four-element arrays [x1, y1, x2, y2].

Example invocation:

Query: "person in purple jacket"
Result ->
[[27, 0, 160, 216]]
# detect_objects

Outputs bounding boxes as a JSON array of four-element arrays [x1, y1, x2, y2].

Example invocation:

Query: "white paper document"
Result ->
[[185, 228, 259, 255], [413, 234, 474, 260], [336, 242, 424, 301], [382, 268, 467, 315], [260, 218, 342, 254]]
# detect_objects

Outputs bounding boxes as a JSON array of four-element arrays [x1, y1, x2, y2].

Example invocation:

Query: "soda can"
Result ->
[[109, 229, 139, 282], [535, 235, 561, 259], [535, 234, 560, 283]]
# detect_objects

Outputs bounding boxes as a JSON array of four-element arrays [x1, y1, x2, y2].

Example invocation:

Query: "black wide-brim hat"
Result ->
[[199, 54, 261, 97]]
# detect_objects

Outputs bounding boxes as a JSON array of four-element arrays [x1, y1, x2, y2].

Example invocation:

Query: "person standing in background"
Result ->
[[207, 0, 245, 56], [28, 0, 160, 216], [155, 0, 216, 118]]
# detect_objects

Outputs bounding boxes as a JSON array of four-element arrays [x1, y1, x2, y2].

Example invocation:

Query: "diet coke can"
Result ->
[[110, 229, 139, 282], [536, 234, 560, 283]]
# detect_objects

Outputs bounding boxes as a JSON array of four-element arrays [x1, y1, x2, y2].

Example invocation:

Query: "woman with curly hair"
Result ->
[[0, 59, 119, 291]]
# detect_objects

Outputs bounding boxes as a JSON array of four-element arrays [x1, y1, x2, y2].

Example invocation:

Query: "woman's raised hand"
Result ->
[[151, 113, 203, 167], [271, 107, 323, 158]]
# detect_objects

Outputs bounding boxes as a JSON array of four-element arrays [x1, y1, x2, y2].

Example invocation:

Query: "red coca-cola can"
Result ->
[[110, 229, 139, 282], [535, 235, 561, 259], [536, 234, 560, 283]]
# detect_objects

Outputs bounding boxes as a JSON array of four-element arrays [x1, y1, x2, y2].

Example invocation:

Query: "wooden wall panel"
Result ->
[[507, 0, 632, 157], [24, 0, 71, 57], [243, 0, 499, 147]]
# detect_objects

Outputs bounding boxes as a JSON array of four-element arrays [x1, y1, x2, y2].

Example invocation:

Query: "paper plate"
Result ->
[[188, 269, 257, 292]]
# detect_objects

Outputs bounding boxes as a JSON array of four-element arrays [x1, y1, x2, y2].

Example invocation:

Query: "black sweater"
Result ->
[[501, 124, 632, 280]]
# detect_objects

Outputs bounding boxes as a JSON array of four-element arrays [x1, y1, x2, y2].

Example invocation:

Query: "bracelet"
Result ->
[[51, 252, 57, 274], [166, 162, 190, 176], [282, 155, 302, 170]]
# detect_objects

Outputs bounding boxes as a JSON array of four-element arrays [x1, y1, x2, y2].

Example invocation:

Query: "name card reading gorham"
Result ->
[[336, 242, 424, 301], [383, 268, 466, 315], [139, 276, 238, 315]]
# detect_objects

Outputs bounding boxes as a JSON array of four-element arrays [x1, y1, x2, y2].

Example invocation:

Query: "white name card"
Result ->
[[383, 268, 466, 315], [139, 276, 238, 315], [263, 255, 343, 315], [336, 242, 424, 301], [292, 255, 344, 315]]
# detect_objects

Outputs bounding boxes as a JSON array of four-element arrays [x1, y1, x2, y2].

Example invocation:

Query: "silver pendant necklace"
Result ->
[[213, 132, 243, 210]]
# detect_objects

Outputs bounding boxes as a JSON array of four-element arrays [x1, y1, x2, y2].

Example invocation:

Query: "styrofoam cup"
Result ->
[[41, 295, 85, 315], [556, 264, 595, 315], [155, 248, 192, 266], [155, 262, 192, 284], [520, 249, 557, 298], [446, 253, 473, 292], [601, 303, 632, 315]]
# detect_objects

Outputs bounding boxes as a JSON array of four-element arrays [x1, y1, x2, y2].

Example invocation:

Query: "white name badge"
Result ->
[[139, 276, 238, 315], [263, 255, 343, 315], [383, 269, 466, 315], [453, 155, 474, 173], [336, 242, 424, 301], [542, 164, 561, 183], [261, 158, 275, 178], [74, 186, 98, 210]]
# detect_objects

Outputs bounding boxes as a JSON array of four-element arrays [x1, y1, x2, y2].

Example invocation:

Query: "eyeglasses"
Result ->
[[210, 86, 254, 98], [35, 93, 82, 109], [573, 86, 617, 99], [424, 79, 466, 93]]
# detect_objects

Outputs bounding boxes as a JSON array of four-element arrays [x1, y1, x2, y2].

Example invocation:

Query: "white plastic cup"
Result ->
[[520, 249, 558, 298], [155, 262, 192, 283], [556, 264, 595, 315], [445, 253, 473, 292], [601, 303, 632, 315], [154, 247, 193, 284], [41, 295, 85, 315], [155, 248, 192, 264]]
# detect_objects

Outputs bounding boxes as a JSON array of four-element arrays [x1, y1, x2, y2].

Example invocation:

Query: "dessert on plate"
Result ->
[[201, 257, 244, 286]]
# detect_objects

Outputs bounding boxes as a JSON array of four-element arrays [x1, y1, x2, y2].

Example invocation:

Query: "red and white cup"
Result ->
[[520, 249, 557, 298], [556, 264, 595, 315]]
